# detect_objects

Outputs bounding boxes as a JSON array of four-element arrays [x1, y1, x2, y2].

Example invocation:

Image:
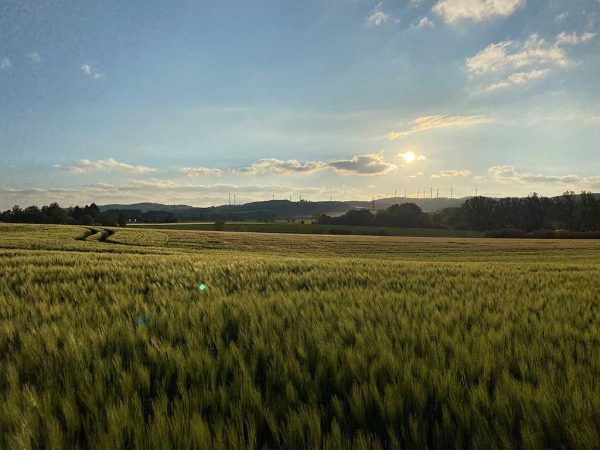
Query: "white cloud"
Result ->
[[467, 32, 595, 91], [556, 31, 597, 46], [388, 114, 489, 140], [433, 0, 525, 25], [237, 158, 327, 175], [68, 158, 156, 174], [180, 167, 224, 176], [124, 178, 179, 189], [409, 0, 424, 8], [431, 169, 473, 178], [181, 155, 395, 177], [413, 17, 434, 28], [488, 166, 600, 188], [1, 57, 12, 70], [366, 3, 390, 26], [80, 64, 102, 78], [28, 52, 42, 63]]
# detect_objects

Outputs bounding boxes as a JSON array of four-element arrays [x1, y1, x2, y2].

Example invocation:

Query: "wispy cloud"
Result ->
[[554, 11, 569, 24], [1, 57, 12, 70], [181, 154, 395, 177], [467, 35, 569, 76], [80, 64, 102, 79], [556, 31, 597, 46], [431, 169, 473, 178], [433, 0, 525, 25], [67, 158, 156, 174], [28, 51, 42, 63], [366, 3, 390, 27], [486, 69, 549, 91], [467, 32, 596, 91], [488, 166, 600, 188], [388, 114, 489, 140]]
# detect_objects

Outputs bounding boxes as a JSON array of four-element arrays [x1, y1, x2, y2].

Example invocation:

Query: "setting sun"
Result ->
[[402, 151, 416, 164]]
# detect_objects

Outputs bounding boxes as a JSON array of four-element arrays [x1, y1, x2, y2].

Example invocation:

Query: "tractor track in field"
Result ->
[[80, 227, 115, 243]]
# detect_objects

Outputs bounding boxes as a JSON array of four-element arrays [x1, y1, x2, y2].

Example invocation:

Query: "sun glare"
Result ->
[[402, 151, 416, 164]]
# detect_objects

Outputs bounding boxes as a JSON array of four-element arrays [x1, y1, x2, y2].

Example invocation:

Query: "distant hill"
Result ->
[[100, 197, 468, 221], [100, 203, 193, 213], [100, 194, 600, 222]]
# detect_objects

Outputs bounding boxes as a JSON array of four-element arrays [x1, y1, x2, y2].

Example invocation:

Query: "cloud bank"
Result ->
[[0, 181, 370, 210], [181, 154, 396, 177], [68, 159, 156, 174]]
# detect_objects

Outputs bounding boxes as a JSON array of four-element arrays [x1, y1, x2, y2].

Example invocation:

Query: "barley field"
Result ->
[[0, 223, 599, 449]]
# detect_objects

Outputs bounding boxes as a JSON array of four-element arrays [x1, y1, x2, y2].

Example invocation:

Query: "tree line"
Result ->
[[316, 203, 433, 228], [0, 203, 179, 226], [316, 192, 600, 236], [443, 191, 600, 233], [0, 203, 123, 226]]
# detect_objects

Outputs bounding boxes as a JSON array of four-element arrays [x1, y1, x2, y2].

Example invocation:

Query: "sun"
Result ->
[[402, 151, 416, 164]]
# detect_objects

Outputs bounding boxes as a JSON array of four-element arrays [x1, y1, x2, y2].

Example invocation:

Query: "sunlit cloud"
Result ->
[[329, 153, 396, 175], [467, 32, 596, 91], [488, 165, 600, 188], [67, 158, 156, 174], [180, 167, 224, 176], [486, 69, 549, 91], [433, 0, 526, 25], [431, 169, 473, 178], [237, 158, 327, 175], [388, 114, 489, 140], [181, 155, 395, 177]]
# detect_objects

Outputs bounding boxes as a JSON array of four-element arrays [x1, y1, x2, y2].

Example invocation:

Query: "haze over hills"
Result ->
[[99, 193, 600, 222], [100, 197, 468, 220]]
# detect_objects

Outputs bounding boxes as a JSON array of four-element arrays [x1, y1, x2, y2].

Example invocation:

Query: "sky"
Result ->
[[1, 0, 599, 208]]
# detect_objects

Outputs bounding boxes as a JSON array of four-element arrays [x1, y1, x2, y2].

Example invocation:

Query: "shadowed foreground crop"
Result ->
[[0, 224, 599, 449]]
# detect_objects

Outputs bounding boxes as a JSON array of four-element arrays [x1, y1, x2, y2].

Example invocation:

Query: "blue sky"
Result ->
[[1, 0, 599, 208]]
